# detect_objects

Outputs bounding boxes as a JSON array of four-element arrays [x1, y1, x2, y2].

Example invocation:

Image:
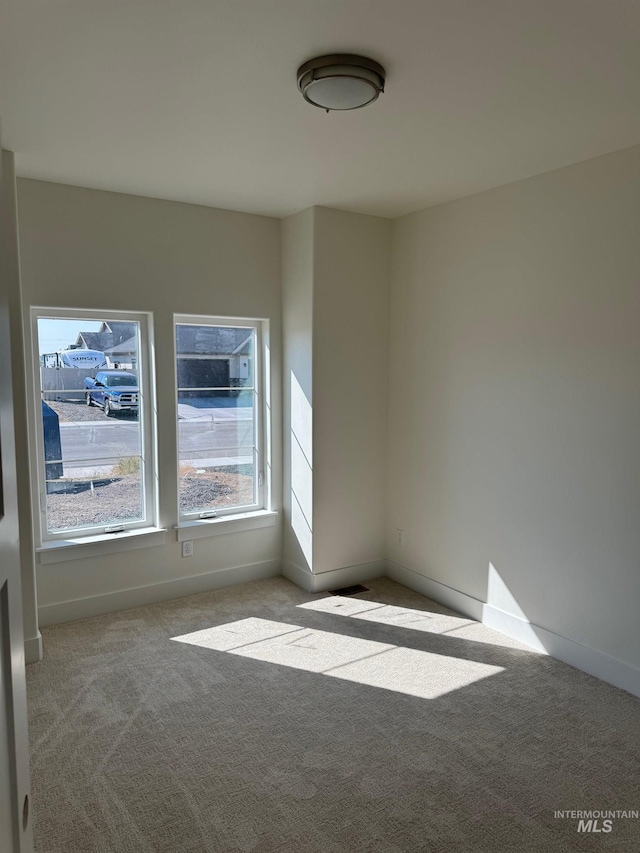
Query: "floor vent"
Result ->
[[329, 584, 370, 597]]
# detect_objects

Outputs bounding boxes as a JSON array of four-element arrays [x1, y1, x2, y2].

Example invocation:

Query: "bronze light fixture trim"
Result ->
[[297, 54, 386, 112]]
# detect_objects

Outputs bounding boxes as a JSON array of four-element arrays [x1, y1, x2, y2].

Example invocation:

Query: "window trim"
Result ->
[[28, 307, 158, 543], [174, 314, 270, 521], [36, 526, 168, 564], [173, 509, 278, 542]]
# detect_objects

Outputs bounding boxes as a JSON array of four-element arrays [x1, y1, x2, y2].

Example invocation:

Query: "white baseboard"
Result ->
[[282, 560, 386, 594], [483, 603, 640, 698], [480, 604, 547, 652], [281, 560, 314, 591], [386, 560, 484, 621], [387, 560, 640, 699], [38, 559, 281, 627], [24, 631, 43, 664]]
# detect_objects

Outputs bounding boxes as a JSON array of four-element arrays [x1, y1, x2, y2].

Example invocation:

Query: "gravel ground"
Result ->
[[46, 469, 253, 531], [180, 467, 253, 514], [46, 475, 143, 530], [45, 398, 133, 423]]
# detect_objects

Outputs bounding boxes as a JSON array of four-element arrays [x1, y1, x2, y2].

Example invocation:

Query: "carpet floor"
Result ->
[[27, 576, 640, 852]]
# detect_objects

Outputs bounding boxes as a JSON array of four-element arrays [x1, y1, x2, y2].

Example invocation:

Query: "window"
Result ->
[[175, 316, 266, 519], [31, 309, 156, 541]]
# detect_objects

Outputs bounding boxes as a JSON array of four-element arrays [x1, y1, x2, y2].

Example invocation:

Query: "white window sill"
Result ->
[[174, 510, 278, 542], [36, 526, 167, 565]]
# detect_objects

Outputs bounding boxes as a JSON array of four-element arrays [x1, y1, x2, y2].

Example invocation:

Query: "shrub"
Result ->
[[113, 457, 141, 476]]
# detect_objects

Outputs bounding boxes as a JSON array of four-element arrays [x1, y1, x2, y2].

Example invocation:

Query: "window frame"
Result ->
[[174, 314, 269, 521], [28, 307, 158, 543]]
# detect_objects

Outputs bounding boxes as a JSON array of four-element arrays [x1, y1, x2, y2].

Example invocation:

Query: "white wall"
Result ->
[[281, 207, 390, 587], [387, 145, 640, 672], [281, 208, 314, 574], [312, 207, 390, 575], [16, 179, 282, 624]]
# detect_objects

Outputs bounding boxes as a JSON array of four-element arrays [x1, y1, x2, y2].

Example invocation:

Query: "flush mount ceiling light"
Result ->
[[297, 54, 385, 112]]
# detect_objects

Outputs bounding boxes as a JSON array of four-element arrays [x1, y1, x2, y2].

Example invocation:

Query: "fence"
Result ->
[[40, 366, 101, 401]]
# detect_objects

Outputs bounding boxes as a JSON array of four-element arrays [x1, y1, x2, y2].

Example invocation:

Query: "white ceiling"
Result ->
[[1, 0, 640, 219]]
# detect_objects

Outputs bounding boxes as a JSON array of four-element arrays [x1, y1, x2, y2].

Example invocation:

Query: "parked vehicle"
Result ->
[[84, 370, 139, 416], [42, 348, 107, 369]]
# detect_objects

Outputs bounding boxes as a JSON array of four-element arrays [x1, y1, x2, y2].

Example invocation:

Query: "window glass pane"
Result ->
[[37, 317, 145, 533], [176, 323, 257, 514]]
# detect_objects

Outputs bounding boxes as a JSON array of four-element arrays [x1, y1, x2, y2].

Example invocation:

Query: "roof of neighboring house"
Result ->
[[76, 333, 106, 351], [103, 335, 138, 355], [102, 322, 138, 345], [74, 324, 251, 357], [175, 326, 252, 356], [75, 322, 138, 353]]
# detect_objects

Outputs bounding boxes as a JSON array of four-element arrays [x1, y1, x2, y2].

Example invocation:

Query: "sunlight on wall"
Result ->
[[172, 617, 504, 700], [487, 562, 528, 619], [290, 371, 313, 569], [484, 562, 546, 652], [291, 497, 313, 569], [297, 596, 525, 649]]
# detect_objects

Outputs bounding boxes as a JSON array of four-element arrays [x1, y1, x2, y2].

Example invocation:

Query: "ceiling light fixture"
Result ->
[[297, 54, 385, 112]]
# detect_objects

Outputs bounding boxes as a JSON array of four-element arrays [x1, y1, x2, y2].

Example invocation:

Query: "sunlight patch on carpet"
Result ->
[[297, 596, 534, 649], [172, 617, 504, 699]]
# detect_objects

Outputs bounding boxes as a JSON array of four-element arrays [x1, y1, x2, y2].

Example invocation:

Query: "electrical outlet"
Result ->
[[396, 528, 405, 547], [182, 540, 194, 558]]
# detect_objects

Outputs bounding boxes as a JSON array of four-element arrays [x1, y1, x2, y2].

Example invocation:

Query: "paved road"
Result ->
[[59, 415, 254, 475]]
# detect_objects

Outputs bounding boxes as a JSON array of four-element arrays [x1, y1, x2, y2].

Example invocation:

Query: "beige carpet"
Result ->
[[27, 577, 640, 852]]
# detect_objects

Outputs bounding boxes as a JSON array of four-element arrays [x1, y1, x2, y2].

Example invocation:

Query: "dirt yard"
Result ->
[[45, 398, 132, 423], [46, 468, 253, 531]]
